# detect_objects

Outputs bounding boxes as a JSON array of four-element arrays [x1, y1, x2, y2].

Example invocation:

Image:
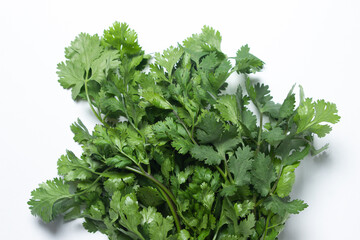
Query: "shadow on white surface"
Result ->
[[36, 216, 83, 235], [278, 151, 332, 240]]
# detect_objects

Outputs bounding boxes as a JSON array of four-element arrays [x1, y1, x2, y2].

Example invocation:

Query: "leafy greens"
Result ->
[[28, 22, 340, 240]]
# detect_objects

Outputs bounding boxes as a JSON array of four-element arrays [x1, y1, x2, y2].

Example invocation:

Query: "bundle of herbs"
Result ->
[[28, 22, 340, 240]]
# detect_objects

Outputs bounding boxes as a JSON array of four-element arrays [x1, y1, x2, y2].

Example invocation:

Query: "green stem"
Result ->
[[125, 166, 181, 232], [255, 198, 264, 208], [223, 156, 234, 183], [125, 166, 177, 204], [120, 95, 150, 168], [84, 79, 109, 127], [256, 112, 263, 155], [215, 166, 228, 183], [261, 213, 272, 240], [267, 222, 283, 230], [172, 109, 197, 145], [270, 165, 284, 194], [75, 167, 113, 196], [158, 188, 181, 232]]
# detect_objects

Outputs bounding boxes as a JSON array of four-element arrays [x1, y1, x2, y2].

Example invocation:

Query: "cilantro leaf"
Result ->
[[105, 155, 133, 169], [57, 33, 119, 100], [276, 162, 300, 198], [262, 127, 286, 146], [155, 46, 184, 79], [190, 145, 221, 165], [112, 192, 145, 239], [102, 21, 143, 56], [228, 146, 253, 186], [183, 26, 222, 65], [152, 117, 193, 154], [214, 94, 239, 125], [251, 153, 276, 196], [57, 150, 95, 181], [30, 23, 340, 240], [195, 111, 224, 144], [279, 85, 296, 118], [141, 206, 174, 240], [28, 178, 73, 222], [238, 213, 256, 238], [234, 200, 255, 218], [263, 196, 308, 217], [103, 172, 135, 195], [294, 98, 340, 137], [70, 118, 92, 144], [234, 44, 264, 74]]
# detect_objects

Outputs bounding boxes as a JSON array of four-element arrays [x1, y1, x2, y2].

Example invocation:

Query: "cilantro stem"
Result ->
[[158, 187, 182, 232], [84, 79, 109, 127], [261, 213, 273, 240], [172, 109, 197, 145], [120, 95, 150, 171], [256, 112, 263, 154], [125, 166, 177, 203], [74, 167, 113, 196], [270, 165, 284, 194], [223, 156, 234, 183], [215, 166, 228, 182], [125, 166, 181, 232], [267, 222, 283, 230]]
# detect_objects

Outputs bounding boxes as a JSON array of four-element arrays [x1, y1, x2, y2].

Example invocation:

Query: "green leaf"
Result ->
[[199, 51, 219, 72], [70, 118, 92, 144], [141, 206, 174, 240], [251, 153, 276, 196], [57, 33, 119, 99], [282, 144, 310, 166], [155, 46, 184, 78], [88, 200, 106, 220], [111, 192, 144, 239], [218, 234, 243, 240], [102, 21, 142, 56], [276, 162, 300, 198], [234, 45, 264, 74], [310, 143, 329, 156], [199, 26, 222, 52], [183, 26, 222, 65], [234, 200, 255, 218], [245, 79, 280, 116], [28, 178, 73, 222], [152, 117, 193, 154], [213, 128, 242, 158], [103, 172, 135, 195], [140, 88, 172, 110], [262, 127, 286, 146], [190, 145, 222, 165], [177, 229, 191, 240], [214, 94, 239, 125], [228, 146, 253, 186], [238, 213, 256, 238], [105, 155, 133, 169], [294, 98, 340, 137], [279, 85, 296, 118], [195, 111, 224, 144], [137, 187, 164, 207], [220, 183, 238, 197], [57, 150, 94, 181], [263, 196, 308, 217]]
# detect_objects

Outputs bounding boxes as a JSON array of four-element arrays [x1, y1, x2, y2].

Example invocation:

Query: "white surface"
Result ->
[[0, 0, 359, 239]]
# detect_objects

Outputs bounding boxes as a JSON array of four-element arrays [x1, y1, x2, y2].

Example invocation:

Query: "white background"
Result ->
[[1, 0, 359, 239]]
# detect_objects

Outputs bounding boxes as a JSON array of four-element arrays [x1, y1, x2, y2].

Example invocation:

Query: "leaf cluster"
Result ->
[[28, 22, 340, 240]]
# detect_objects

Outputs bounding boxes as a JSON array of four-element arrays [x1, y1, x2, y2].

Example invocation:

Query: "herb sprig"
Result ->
[[28, 22, 340, 239]]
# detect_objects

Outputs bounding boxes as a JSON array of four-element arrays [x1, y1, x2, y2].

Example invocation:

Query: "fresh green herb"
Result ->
[[28, 22, 340, 239]]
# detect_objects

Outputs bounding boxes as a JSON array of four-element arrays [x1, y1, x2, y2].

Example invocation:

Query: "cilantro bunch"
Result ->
[[28, 22, 340, 240]]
